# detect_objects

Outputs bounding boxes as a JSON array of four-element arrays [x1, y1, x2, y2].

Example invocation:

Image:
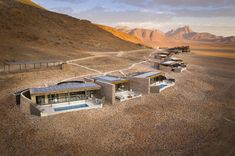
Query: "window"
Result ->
[[48, 94, 59, 104], [36, 95, 46, 105]]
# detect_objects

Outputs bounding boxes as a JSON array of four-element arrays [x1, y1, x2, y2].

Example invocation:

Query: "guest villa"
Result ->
[[18, 81, 104, 116], [89, 75, 142, 104]]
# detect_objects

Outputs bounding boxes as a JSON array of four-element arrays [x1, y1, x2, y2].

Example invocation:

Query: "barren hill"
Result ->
[[97, 24, 144, 46], [16, 0, 45, 9], [0, 0, 144, 63]]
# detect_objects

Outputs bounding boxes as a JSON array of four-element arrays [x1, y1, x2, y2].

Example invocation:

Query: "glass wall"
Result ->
[[150, 75, 166, 84], [36, 95, 46, 105], [47, 90, 97, 104], [115, 82, 129, 92]]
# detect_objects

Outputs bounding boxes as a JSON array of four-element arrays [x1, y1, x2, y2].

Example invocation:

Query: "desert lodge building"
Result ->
[[19, 81, 104, 116], [16, 72, 175, 117]]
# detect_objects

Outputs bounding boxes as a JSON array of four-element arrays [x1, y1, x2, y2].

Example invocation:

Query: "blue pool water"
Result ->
[[54, 104, 89, 112], [160, 84, 167, 89]]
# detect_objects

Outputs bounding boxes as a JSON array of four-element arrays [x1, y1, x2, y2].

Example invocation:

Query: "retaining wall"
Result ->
[[95, 80, 115, 104], [129, 77, 150, 95]]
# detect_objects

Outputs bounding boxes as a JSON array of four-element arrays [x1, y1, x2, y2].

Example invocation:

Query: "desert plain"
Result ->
[[0, 43, 234, 156]]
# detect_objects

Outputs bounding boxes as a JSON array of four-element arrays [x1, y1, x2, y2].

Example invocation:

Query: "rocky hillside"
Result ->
[[16, 0, 45, 9], [97, 24, 144, 46], [0, 0, 144, 63]]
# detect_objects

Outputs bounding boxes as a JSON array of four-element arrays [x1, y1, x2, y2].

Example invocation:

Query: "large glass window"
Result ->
[[48, 94, 59, 104], [70, 91, 86, 101], [36, 95, 46, 105], [151, 76, 166, 84], [116, 83, 128, 92]]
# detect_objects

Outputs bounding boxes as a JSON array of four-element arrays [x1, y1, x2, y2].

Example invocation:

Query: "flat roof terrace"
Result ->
[[133, 71, 164, 79], [30, 82, 101, 95], [92, 75, 128, 84]]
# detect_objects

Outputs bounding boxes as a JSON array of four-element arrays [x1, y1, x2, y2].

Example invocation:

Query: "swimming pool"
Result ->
[[54, 104, 89, 112], [160, 84, 167, 89]]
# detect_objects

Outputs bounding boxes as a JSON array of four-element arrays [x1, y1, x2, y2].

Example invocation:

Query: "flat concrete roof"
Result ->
[[170, 57, 182, 61], [92, 75, 128, 84], [161, 61, 176, 65], [30, 82, 101, 95], [133, 71, 162, 78]]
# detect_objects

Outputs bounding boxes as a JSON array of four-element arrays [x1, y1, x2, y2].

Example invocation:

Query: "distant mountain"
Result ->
[[166, 26, 234, 43], [117, 26, 235, 47], [97, 24, 144, 46], [117, 27, 175, 48], [0, 0, 144, 62]]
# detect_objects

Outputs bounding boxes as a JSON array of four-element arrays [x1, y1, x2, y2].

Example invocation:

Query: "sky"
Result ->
[[34, 0, 235, 36]]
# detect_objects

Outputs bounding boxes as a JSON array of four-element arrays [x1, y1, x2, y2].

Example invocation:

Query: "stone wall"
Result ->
[[129, 77, 150, 95], [95, 80, 115, 104]]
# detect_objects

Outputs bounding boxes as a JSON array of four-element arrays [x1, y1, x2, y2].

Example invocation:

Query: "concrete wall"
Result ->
[[150, 86, 160, 93], [160, 65, 172, 72], [129, 77, 150, 95], [84, 77, 94, 82], [95, 80, 115, 104], [154, 62, 160, 69], [20, 91, 41, 116]]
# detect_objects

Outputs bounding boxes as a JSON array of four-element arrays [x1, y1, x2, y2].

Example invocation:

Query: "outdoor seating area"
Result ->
[[91, 75, 142, 103], [115, 90, 142, 102]]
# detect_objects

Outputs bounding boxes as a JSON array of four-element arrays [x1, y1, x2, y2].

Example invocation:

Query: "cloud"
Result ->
[[50, 7, 74, 15], [175, 7, 235, 17], [116, 0, 235, 7], [34, 0, 235, 36], [76, 7, 173, 24]]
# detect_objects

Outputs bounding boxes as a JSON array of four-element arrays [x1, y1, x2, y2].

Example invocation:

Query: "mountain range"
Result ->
[[0, 0, 234, 63], [117, 26, 235, 47]]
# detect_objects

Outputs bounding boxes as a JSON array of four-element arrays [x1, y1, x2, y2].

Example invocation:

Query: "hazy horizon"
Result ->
[[34, 0, 235, 37]]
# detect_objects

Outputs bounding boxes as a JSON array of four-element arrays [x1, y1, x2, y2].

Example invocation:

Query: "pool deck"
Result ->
[[115, 90, 142, 102], [36, 100, 103, 117], [150, 81, 175, 92]]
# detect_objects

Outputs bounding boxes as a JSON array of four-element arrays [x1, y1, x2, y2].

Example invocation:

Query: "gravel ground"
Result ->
[[0, 49, 235, 156]]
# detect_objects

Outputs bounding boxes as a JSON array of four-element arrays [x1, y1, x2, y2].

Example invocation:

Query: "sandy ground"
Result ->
[[0, 46, 235, 156]]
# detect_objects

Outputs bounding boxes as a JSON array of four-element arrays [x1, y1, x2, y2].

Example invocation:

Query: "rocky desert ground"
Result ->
[[0, 44, 234, 156]]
